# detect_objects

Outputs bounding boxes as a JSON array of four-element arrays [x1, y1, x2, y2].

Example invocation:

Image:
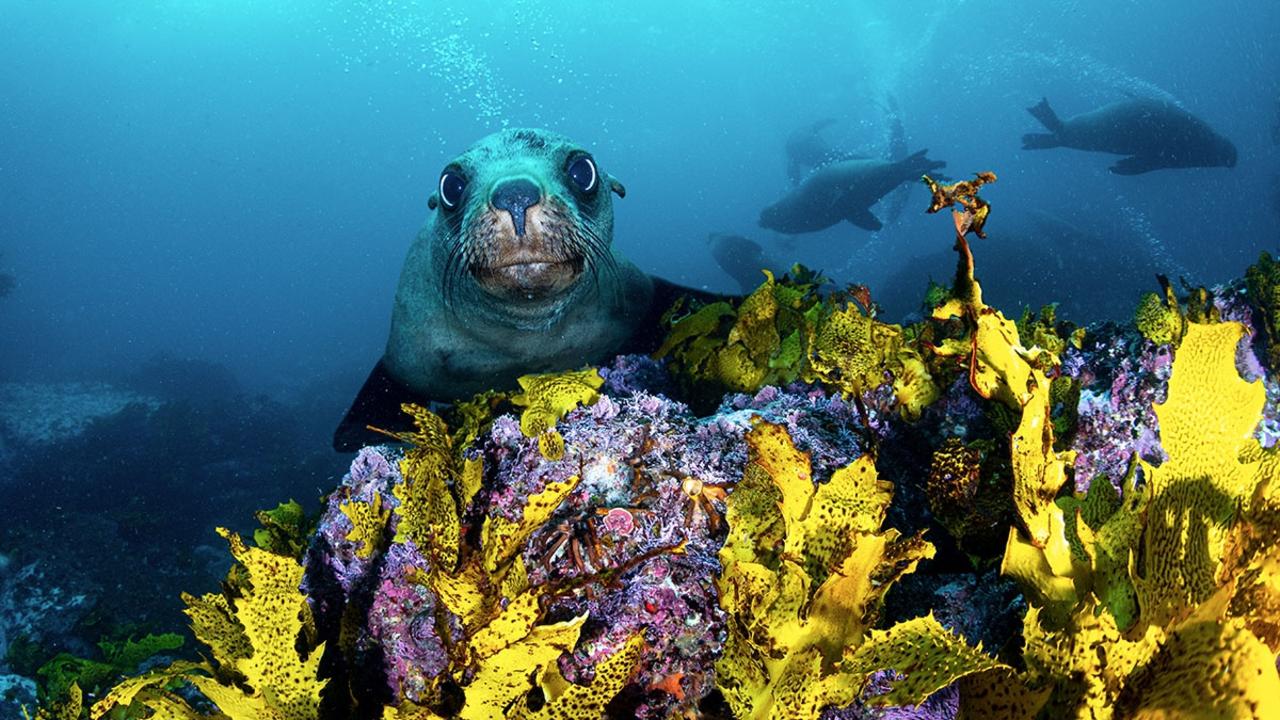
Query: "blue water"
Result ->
[[2, 0, 1277, 398]]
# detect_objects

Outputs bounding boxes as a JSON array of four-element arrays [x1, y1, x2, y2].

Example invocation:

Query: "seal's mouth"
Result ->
[[465, 201, 588, 301], [473, 255, 585, 301]]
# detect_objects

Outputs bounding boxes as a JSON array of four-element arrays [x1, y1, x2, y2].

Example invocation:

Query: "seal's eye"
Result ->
[[567, 155, 597, 194], [439, 171, 467, 210]]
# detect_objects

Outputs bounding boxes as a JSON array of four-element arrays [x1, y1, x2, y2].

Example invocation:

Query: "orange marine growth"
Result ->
[[923, 171, 997, 239]]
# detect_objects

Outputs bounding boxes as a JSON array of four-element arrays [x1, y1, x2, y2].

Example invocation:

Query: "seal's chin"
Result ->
[[473, 256, 584, 301]]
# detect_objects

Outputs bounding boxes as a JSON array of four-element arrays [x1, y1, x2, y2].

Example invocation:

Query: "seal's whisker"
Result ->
[[574, 222, 607, 271], [578, 224, 621, 305], [441, 227, 473, 313]]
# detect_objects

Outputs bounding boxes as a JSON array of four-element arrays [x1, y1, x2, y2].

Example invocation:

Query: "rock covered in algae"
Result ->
[[1063, 327, 1172, 491], [304, 360, 876, 719], [1064, 278, 1280, 494]]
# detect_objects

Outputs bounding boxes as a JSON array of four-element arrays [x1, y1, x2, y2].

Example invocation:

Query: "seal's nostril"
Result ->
[[491, 178, 541, 237]]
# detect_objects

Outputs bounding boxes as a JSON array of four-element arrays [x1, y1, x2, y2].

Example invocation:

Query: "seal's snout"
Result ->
[[491, 178, 541, 237]]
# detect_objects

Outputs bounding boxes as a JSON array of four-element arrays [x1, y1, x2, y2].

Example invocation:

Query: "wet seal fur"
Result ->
[[334, 129, 714, 451]]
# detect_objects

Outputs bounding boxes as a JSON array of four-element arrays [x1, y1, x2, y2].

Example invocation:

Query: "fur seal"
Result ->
[[759, 149, 945, 234], [1022, 97, 1237, 175], [785, 118, 842, 185], [707, 233, 780, 295], [334, 129, 712, 451]]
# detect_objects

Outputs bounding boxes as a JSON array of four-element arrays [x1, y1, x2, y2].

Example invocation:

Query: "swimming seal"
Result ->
[[759, 149, 945, 234], [334, 129, 714, 451], [1022, 97, 1237, 175]]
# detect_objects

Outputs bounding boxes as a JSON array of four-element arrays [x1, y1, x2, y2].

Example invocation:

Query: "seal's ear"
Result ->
[[608, 177, 626, 199], [428, 194, 439, 210]]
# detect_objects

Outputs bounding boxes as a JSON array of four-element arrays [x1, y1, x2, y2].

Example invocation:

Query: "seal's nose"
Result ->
[[491, 178, 541, 237]]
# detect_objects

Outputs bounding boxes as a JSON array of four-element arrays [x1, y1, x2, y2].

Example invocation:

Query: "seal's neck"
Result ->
[[446, 273, 612, 333]]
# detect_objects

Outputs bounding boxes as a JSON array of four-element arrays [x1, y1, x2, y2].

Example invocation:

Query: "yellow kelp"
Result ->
[[930, 233, 1075, 552], [656, 267, 938, 419], [1136, 321, 1266, 625], [849, 181, 1280, 719], [510, 368, 604, 460], [89, 528, 324, 720], [977, 320, 1279, 718], [714, 420, 934, 719], [656, 269, 822, 396]]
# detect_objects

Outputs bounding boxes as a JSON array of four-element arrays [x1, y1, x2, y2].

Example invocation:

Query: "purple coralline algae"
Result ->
[[1065, 331, 1171, 492], [306, 447, 403, 601], [368, 543, 448, 702], [1215, 282, 1280, 446], [597, 353, 673, 398]]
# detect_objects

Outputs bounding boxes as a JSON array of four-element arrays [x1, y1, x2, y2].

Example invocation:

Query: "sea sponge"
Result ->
[[927, 438, 1013, 559]]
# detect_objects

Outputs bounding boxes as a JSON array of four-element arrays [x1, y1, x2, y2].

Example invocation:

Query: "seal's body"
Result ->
[[759, 150, 945, 235], [1022, 97, 1237, 175], [335, 129, 704, 450]]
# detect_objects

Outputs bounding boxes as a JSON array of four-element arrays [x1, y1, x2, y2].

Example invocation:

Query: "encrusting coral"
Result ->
[[36, 168, 1280, 720]]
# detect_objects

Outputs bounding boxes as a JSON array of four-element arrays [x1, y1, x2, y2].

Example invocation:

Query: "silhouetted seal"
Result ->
[[1022, 97, 1237, 175], [759, 149, 945, 234], [334, 129, 714, 450], [707, 233, 780, 294], [785, 118, 841, 185]]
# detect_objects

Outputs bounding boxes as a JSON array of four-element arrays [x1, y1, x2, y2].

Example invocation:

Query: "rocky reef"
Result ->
[[27, 193, 1280, 718]]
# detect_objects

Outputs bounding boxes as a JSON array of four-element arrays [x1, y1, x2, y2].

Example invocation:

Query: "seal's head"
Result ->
[[427, 128, 627, 314], [758, 203, 782, 231], [337, 128, 725, 450]]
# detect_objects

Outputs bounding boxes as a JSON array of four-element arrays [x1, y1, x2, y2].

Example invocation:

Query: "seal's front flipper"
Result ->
[[1110, 155, 1162, 175], [333, 360, 428, 451], [845, 207, 883, 231]]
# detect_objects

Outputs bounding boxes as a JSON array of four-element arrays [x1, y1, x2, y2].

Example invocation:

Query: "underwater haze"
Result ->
[[2, 0, 1278, 395], [1, 0, 1279, 697]]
